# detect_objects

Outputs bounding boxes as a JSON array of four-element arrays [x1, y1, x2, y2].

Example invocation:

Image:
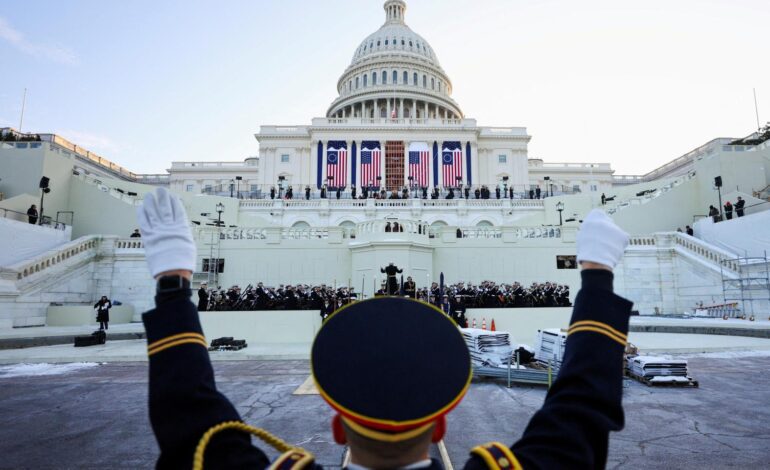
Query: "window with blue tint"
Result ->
[[423, 75, 426, 87], [382, 71, 387, 84], [377, 40, 381, 46], [281, 154, 290, 163], [401, 39, 405, 45], [431, 78, 435, 90], [186, 184, 194, 192], [393, 70, 398, 83], [409, 40, 413, 47], [385, 39, 389, 45], [403, 71, 408, 83], [373, 72, 377, 85], [364, 75, 368, 87], [413, 72, 418, 85], [498, 155, 507, 163], [356, 77, 359, 89]]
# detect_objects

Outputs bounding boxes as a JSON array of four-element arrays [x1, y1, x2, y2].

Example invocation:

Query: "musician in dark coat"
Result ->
[[27, 204, 38, 224], [137, 188, 635, 470], [197, 283, 209, 311], [380, 263, 403, 295], [94, 296, 111, 330], [404, 276, 416, 298]]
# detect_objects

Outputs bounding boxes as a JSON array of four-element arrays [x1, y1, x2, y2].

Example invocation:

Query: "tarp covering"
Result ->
[[0, 217, 72, 266], [694, 209, 770, 258]]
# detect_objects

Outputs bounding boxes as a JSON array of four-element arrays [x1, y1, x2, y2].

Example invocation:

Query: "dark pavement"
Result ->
[[0, 356, 768, 469]]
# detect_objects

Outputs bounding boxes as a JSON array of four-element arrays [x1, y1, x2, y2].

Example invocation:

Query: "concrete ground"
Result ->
[[1, 356, 769, 469]]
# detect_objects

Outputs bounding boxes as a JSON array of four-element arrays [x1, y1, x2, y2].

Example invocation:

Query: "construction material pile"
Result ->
[[534, 328, 567, 366], [208, 337, 248, 351], [625, 355, 698, 386], [461, 328, 513, 367]]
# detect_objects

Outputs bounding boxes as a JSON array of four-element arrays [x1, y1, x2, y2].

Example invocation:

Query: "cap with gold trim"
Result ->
[[311, 297, 471, 438]]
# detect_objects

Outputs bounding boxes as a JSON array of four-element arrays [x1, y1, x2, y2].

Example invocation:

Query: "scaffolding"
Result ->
[[193, 229, 222, 287], [720, 252, 770, 321]]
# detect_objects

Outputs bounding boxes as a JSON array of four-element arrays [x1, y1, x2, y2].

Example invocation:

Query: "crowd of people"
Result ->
[[197, 279, 570, 313], [269, 184, 552, 201]]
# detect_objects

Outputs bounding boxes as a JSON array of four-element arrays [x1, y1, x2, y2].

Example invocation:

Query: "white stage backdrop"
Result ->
[[694, 209, 770, 258], [0, 217, 72, 266]]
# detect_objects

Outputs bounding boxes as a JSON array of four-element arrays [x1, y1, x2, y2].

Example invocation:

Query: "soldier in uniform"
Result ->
[[404, 276, 416, 298], [197, 282, 209, 311], [137, 188, 632, 470], [380, 262, 403, 295]]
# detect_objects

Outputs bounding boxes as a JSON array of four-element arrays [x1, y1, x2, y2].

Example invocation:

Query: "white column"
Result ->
[[424, 101, 429, 119], [387, 99, 391, 120], [399, 99, 404, 119]]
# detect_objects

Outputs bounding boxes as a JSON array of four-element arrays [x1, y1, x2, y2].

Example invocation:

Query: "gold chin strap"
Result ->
[[193, 420, 314, 470]]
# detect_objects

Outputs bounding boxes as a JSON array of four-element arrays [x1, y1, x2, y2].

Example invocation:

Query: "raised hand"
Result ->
[[576, 209, 629, 270], [136, 187, 197, 278]]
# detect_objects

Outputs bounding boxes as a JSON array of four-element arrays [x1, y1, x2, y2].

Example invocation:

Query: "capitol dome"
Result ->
[[326, 0, 463, 120]]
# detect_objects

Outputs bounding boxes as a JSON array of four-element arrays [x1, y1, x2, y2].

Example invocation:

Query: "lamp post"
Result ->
[[556, 201, 564, 226], [215, 202, 225, 227], [235, 175, 243, 199]]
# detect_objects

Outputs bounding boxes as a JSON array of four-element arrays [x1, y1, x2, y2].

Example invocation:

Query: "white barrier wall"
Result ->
[[200, 310, 323, 349], [46, 304, 134, 326]]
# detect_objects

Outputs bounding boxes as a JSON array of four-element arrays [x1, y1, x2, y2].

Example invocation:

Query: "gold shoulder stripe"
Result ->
[[147, 332, 206, 351], [568, 326, 626, 346], [471, 442, 523, 470], [569, 320, 627, 340], [148, 338, 208, 356]]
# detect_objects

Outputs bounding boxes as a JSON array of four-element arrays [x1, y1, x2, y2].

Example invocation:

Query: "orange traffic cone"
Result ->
[[490, 319, 496, 331], [482, 318, 487, 330], [472, 318, 477, 328]]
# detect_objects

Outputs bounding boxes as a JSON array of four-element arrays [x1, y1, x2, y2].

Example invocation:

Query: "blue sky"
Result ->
[[1, 0, 769, 175]]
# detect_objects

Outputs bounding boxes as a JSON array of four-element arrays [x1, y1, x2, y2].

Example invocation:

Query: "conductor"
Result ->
[[380, 262, 402, 295]]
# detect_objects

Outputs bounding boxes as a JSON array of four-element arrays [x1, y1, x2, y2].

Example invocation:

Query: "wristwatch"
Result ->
[[156, 275, 191, 294]]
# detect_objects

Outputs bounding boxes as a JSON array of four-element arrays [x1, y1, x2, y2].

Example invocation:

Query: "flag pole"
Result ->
[[19, 88, 27, 132]]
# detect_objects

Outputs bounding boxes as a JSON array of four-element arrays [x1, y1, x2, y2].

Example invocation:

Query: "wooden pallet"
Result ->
[[625, 370, 699, 388]]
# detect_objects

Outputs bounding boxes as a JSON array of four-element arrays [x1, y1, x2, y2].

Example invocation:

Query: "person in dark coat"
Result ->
[[474, 187, 481, 199], [27, 204, 38, 224], [535, 187, 541, 199], [320, 185, 327, 199], [709, 205, 719, 223], [137, 188, 635, 470], [464, 186, 470, 199], [495, 187, 501, 199], [686, 225, 694, 236], [601, 193, 606, 205], [130, 229, 142, 238], [269, 187, 276, 200], [403, 276, 416, 298], [735, 196, 745, 217], [197, 283, 209, 311], [724, 201, 733, 220], [380, 263, 403, 295], [94, 296, 111, 330], [529, 189, 534, 199], [305, 186, 311, 200], [336, 187, 342, 199]]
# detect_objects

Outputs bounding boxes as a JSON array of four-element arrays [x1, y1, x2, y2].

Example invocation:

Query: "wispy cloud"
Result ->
[[0, 16, 77, 65], [55, 129, 121, 154]]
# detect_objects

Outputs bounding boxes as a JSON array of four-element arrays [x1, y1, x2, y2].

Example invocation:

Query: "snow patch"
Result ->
[[0, 362, 100, 378]]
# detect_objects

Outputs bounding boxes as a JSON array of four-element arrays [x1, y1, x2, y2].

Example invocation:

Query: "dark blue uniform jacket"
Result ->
[[144, 270, 632, 470]]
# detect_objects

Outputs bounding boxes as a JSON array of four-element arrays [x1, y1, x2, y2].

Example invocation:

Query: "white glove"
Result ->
[[136, 187, 196, 278], [576, 209, 629, 268]]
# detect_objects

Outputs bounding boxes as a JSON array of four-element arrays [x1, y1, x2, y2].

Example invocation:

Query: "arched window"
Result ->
[[409, 40, 413, 47], [413, 72, 418, 86], [423, 75, 427, 88], [349, 80, 352, 91], [393, 70, 398, 84], [401, 39, 405, 46], [356, 77, 359, 89], [373, 72, 377, 85], [385, 39, 389, 45], [377, 40, 381, 46], [382, 70, 387, 84], [438, 81, 441, 92], [370, 42, 373, 49], [403, 71, 408, 83], [363, 75, 368, 87], [431, 78, 435, 90]]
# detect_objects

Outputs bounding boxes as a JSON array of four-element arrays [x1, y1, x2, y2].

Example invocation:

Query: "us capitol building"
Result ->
[[0, 0, 768, 327]]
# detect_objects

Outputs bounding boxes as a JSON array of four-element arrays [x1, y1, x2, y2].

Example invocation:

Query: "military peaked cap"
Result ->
[[311, 297, 471, 437]]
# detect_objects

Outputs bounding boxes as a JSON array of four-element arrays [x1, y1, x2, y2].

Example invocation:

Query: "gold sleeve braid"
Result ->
[[193, 421, 314, 470]]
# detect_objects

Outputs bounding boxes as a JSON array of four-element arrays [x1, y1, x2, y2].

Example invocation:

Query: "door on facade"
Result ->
[[385, 141, 405, 192]]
